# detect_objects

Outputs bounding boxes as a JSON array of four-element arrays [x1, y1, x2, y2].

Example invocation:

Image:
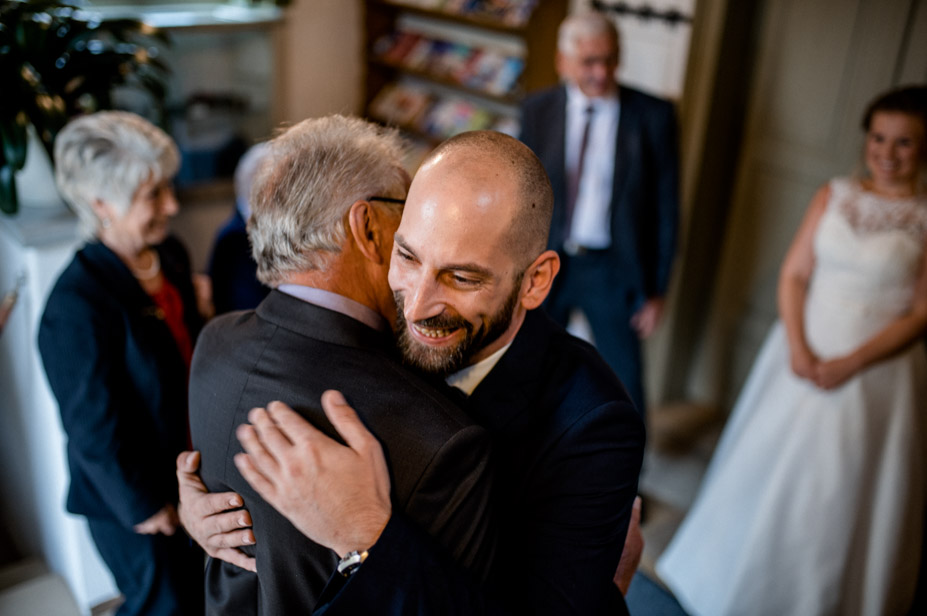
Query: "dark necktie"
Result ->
[[565, 104, 594, 242]]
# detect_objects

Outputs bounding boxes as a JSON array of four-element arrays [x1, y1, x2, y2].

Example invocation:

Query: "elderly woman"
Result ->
[[38, 111, 204, 615]]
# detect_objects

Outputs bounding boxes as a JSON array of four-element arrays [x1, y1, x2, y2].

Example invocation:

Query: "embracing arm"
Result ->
[[815, 241, 927, 389], [313, 398, 642, 616], [778, 185, 829, 380], [176, 451, 256, 571]]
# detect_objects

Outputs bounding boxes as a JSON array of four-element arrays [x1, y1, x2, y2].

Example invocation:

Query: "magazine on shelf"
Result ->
[[369, 82, 433, 127]]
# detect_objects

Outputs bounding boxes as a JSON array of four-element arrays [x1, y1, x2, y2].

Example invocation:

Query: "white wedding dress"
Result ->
[[656, 178, 927, 616]]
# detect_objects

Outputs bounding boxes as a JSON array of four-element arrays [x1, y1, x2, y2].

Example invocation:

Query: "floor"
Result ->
[[0, 401, 724, 615]]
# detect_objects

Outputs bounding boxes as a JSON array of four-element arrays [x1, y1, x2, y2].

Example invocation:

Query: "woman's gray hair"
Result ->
[[248, 115, 408, 286], [557, 12, 619, 56], [54, 111, 180, 239]]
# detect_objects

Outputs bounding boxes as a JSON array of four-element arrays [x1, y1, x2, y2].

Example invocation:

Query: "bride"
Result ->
[[656, 86, 927, 616]]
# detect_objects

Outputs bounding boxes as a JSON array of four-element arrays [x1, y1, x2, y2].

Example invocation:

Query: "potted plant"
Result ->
[[0, 0, 169, 214]]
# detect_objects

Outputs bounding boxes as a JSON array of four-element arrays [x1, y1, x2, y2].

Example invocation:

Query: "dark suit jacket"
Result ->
[[316, 309, 645, 615], [189, 290, 494, 615], [520, 84, 679, 302], [38, 237, 202, 527], [208, 209, 270, 314]]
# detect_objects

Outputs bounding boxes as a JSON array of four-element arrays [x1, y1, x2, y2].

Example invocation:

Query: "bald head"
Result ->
[[423, 130, 553, 268], [389, 130, 560, 373]]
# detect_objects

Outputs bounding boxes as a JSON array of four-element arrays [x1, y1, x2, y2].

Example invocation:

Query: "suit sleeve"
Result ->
[[507, 400, 642, 615], [643, 99, 680, 298], [315, 401, 643, 616], [518, 97, 542, 152], [38, 291, 167, 528]]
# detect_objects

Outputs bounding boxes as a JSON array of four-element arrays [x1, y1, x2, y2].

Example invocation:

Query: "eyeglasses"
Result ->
[[367, 196, 406, 205]]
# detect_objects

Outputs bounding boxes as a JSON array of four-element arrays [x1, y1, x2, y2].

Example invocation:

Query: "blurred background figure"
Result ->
[[208, 141, 272, 314], [656, 86, 927, 616], [38, 111, 205, 616], [519, 11, 679, 416]]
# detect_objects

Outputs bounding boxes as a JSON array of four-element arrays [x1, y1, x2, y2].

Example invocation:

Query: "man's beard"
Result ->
[[394, 278, 522, 377]]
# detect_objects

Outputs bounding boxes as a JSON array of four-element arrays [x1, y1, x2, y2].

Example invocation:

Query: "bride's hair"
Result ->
[[861, 86, 927, 133]]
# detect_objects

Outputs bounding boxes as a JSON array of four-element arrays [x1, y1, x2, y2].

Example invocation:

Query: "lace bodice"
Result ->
[[832, 177, 927, 239], [806, 178, 927, 354]]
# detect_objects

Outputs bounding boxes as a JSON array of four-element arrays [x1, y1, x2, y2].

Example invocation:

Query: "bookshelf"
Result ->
[[364, 0, 567, 160]]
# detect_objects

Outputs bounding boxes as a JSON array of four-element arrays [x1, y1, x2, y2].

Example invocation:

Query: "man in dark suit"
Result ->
[[519, 12, 680, 415], [187, 115, 494, 614], [224, 131, 645, 615], [207, 143, 271, 314]]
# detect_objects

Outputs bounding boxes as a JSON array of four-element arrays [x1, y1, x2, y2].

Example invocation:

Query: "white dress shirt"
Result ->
[[445, 342, 512, 396], [565, 84, 620, 249]]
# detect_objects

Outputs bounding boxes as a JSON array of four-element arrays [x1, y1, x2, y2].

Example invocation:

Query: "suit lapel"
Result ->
[[547, 87, 569, 238], [80, 242, 179, 347], [466, 310, 550, 433], [611, 85, 637, 215], [79, 242, 187, 395], [256, 289, 394, 353]]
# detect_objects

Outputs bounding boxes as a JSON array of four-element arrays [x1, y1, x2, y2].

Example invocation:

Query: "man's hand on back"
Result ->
[[234, 391, 392, 557], [176, 450, 257, 572]]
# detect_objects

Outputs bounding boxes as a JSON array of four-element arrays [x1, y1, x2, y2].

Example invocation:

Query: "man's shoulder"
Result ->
[[504, 311, 637, 414], [547, 320, 633, 405], [193, 297, 476, 434], [619, 84, 675, 114], [521, 84, 565, 111]]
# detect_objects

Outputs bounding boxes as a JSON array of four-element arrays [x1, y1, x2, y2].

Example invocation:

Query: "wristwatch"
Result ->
[[336, 549, 369, 577]]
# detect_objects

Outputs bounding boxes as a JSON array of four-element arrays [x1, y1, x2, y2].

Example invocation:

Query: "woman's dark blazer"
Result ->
[[38, 236, 203, 528]]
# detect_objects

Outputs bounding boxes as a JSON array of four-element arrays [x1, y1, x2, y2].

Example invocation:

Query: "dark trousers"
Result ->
[[546, 250, 645, 416], [87, 517, 204, 616]]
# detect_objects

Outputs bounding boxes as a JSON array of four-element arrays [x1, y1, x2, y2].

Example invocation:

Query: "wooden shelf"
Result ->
[[368, 57, 522, 105], [364, 0, 566, 148], [369, 0, 533, 34]]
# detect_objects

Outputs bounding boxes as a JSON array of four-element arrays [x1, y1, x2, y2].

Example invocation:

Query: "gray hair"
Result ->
[[54, 111, 180, 239], [557, 12, 619, 56], [248, 115, 408, 286]]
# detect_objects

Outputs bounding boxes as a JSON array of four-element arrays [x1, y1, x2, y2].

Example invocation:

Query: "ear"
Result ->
[[519, 250, 560, 310], [346, 200, 389, 265], [90, 198, 114, 221], [554, 51, 567, 79]]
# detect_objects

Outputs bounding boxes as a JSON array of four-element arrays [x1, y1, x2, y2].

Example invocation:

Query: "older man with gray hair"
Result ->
[[187, 114, 494, 615], [520, 11, 680, 417]]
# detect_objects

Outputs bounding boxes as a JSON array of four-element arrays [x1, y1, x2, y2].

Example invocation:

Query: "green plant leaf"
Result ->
[[0, 112, 28, 170], [0, 163, 18, 214], [0, 0, 171, 213]]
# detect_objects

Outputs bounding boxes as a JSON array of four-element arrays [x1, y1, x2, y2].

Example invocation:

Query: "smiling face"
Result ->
[[556, 31, 619, 99], [106, 176, 179, 250], [865, 111, 926, 194], [388, 154, 527, 376]]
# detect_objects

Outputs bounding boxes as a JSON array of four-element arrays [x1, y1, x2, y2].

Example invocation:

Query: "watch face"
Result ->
[[337, 550, 369, 577]]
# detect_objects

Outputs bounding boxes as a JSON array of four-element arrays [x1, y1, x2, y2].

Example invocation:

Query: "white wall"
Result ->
[[277, 0, 365, 123]]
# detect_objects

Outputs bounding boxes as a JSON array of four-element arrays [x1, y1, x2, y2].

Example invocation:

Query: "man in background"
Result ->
[[519, 12, 680, 415], [207, 142, 272, 314]]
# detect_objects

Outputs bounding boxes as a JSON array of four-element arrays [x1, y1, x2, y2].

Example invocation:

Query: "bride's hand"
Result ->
[[789, 346, 819, 380], [814, 355, 862, 390]]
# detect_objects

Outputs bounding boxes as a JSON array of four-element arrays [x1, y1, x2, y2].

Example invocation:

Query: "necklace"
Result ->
[[131, 249, 161, 281]]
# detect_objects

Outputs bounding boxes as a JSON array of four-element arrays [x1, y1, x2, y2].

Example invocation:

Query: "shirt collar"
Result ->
[[566, 82, 619, 112], [445, 342, 513, 396], [277, 284, 389, 332]]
